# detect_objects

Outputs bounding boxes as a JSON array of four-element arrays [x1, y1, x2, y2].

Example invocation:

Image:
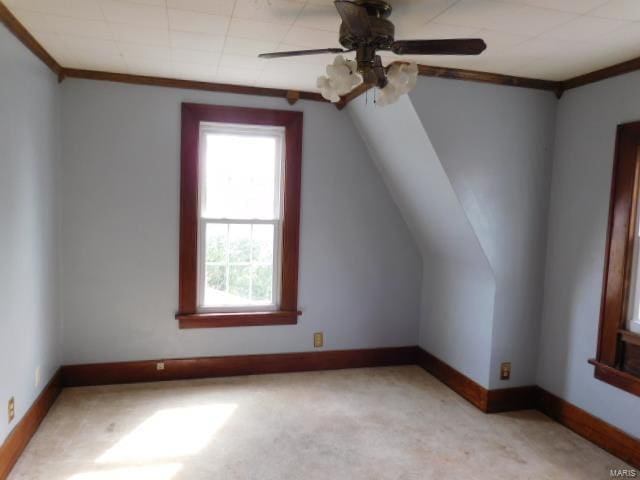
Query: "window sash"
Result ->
[[197, 219, 282, 312], [199, 122, 284, 221], [629, 191, 640, 334]]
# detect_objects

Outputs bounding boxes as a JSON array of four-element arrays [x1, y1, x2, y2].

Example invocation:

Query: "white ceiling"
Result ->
[[5, 0, 640, 92]]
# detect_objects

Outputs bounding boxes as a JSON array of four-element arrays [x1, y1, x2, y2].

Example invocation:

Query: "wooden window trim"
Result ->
[[176, 103, 302, 329], [593, 121, 640, 396]]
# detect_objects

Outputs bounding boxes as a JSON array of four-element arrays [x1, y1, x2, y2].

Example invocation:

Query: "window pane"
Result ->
[[252, 224, 274, 264], [229, 224, 251, 263], [229, 266, 251, 301], [203, 133, 279, 220], [252, 265, 273, 303], [206, 265, 226, 291], [202, 221, 277, 308], [206, 224, 227, 264], [204, 265, 227, 306]]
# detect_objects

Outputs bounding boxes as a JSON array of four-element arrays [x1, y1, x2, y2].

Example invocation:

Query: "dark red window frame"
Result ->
[[591, 121, 640, 396], [175, 103, 302, 329]]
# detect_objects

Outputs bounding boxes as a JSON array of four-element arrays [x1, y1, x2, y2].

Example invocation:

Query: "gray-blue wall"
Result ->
[[410, 78, 557, 389], [538, 71, 640, 438], [58, 79, 422, 364], [348, 95, 496, 388], [349, 78, 557, 389], [0, 24, 61, 444]]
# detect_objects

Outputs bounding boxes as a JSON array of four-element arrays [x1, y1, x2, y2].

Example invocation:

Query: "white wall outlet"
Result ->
[[156, 362, 165, 371]]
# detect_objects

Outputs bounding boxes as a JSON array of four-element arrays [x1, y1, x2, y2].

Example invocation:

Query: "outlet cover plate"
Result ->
[[500, 362, 511, 380], [8, 397, 15, 423]]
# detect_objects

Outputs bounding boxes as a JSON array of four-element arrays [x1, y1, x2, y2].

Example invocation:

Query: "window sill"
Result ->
[[588, 359, 640, 397], [176, 310, 300, 329]]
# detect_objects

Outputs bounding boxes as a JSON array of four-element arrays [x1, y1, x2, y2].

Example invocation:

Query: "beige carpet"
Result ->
[[9, 366, 628, 479]]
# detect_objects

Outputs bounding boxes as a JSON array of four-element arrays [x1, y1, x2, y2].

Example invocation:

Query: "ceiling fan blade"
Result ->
[[334, 0, 372, 37], [391, 39, 486, 56], [259, 48, 348, 59]]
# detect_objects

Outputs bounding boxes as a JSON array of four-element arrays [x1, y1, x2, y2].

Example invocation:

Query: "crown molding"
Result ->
[[415, 63, 563, 95], [0, 1, 61, 76], [562, 54, 640, 91], [337, 61, 564, 108], [60, 68, 328, 104], [4, 0, 640, 108], [341, 54, 640, 107]]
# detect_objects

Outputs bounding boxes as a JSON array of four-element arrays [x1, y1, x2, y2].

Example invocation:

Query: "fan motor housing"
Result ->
[[338, 0, 395, 50], [357, 0, 392, 18], [339, 16, 395, 50]]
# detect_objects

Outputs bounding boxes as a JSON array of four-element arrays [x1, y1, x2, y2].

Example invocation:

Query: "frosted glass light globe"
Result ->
[[377, 62, 418, 106], [317, 55, 362, 103]]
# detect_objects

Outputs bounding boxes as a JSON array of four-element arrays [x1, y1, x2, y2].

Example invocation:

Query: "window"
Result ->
[[199, 124, 283, 310], [176, 103, 302, 328], [592, 121, 640, 396], [627, 199, 640, 335]]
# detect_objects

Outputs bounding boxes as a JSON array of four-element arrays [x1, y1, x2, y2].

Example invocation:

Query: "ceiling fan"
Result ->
[[258, 0, 487, 103]]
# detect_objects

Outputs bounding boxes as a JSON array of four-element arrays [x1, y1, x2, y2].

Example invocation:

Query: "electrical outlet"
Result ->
[[8, 397, 15, 423], [500, 362, 511, 380], [313, 332, 324, 348], [156, 362, 165, 371]]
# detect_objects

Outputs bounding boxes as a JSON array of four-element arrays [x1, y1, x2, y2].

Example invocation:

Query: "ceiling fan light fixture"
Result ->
[[376, 62, 418, 106], [317, 55, 362, 102], [317, 76, 340, 102], [259, 1, 485, 105]]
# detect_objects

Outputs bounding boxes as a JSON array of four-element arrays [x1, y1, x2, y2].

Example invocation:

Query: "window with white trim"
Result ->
[[198, 122, 285, 311]]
